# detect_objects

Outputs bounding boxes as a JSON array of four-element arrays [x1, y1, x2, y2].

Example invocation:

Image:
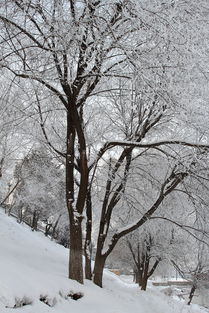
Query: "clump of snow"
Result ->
[[0, 209, 208, 313]]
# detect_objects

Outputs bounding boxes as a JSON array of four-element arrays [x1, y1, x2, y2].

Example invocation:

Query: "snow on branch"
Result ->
[[99, 139, 209, 161], [102, 169, 188, 257], [90, 139, 209, 179], [103, 139, 209, 152]]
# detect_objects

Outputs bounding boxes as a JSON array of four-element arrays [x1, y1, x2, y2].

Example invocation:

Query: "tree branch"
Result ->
[[0, 15, 50, 51], [103, 170, 187, 257], [36, 94, 66, 158]]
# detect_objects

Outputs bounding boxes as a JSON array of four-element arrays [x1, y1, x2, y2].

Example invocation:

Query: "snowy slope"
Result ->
[[0, 210, 207, 313]]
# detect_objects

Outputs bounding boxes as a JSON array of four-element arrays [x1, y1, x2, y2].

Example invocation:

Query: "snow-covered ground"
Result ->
[[0, 210, 208, 313]]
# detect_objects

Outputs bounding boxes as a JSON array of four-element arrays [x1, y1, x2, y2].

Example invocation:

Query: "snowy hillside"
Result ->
[[0, 210, 207, 313]]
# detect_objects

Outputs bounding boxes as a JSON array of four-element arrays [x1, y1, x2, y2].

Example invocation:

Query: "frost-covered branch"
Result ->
[[103, 170, 188, 257]]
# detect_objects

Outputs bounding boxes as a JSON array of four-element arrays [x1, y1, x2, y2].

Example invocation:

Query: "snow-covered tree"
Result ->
[[12, 147, 66, 231], [0, 0, 209, 287]]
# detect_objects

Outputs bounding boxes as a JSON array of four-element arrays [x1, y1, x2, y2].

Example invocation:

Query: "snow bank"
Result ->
[[0, 210, 207, 313]]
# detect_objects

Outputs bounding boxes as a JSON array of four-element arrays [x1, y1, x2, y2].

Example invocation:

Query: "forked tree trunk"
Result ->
[[45, 223, 52, 236], [134, 267, 149, 290], [129, 239, 160, 291]]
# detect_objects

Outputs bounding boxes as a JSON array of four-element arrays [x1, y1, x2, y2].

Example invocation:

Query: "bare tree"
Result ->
[[127, 233, 161, 291]]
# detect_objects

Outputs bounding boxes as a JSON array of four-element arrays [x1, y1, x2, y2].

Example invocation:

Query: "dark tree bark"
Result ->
[[31, 210, 39, 231], [134, 268, 143, 285], [93, 251, 106, 287], [84, 187, 93, 280], [187, 284, 196, 305], [69, 217, 84, 283], [140, 256, 161, 291], [66, 110, 88, 284]]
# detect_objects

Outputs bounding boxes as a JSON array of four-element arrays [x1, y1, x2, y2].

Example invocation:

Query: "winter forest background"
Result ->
[[0, 0, 209, 307]]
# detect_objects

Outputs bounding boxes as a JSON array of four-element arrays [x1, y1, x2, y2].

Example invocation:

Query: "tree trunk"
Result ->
[[31, 210, 39, 231], [141, 255, 150, 291], [66, 111, 83, 283], [138, 270, 143, 287], [66, 110, 87, 284], [85, 249, 92, 280], [84, 188, 92, 280], [134, 270, 138, 283], [134, 268, 143, 286], [69, 218, 83, 284], [141, 275, 148, 291], [187, 284, 196, 305], [93, 253, 106, 287]]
